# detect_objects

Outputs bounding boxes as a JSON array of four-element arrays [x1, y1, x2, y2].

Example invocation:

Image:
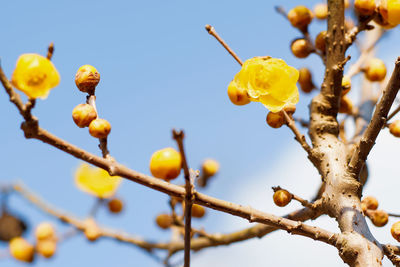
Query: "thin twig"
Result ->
[[387, 105, 400, 122], [172, 129, 193, 267], [282, 110, 313, 155], [46, 42, 54, 60], [205, 25, 243, 66]]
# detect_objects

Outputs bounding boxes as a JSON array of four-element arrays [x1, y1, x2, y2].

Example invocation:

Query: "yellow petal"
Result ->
[[11, 54, 60, 99], [75, 163, 121, 198], [388, 0, 400, 25]]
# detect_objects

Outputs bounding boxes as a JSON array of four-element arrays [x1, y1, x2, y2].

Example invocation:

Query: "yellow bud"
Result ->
[[365, 58, 387, 82], [380, 0, 400, 26], [345, 0, 351, 9], [191, 204, 206, 218], [84, 218, 101, 242], [202, 159, 220, 177], [361, 196, 379, 212], [315, 31, 327, 53], [75, 65, 100, 94], [391, 221, 400, 242], [291, 39, 312, 58], [155, 214, 173, 229], [9, 237, 34, 263], [287, 6, 313, 29], [72, 104, 97, 128], [298, 68, 314, 93], [266, 111, 285, 129], [339, 96, 353, 114], [369, 210, 389, 227], [227, 80, 250, 106], [389, 120, 400, 137], [150, 147, 182, 180], [35, 222, 56, 241], [314, 3, 328, 19], [354, 0, 376, 16], [108, 198, 124, 214], [341, 75, 352, 95], [36, 240, 56, 258], [273, 189, 292, 207], [88, 118, 111, 139]]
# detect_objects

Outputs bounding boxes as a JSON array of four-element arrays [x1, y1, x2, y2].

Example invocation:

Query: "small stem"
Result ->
[[205, 25, 243, 66], [282, 110, 313, 155], [172, 129, 193, 267]]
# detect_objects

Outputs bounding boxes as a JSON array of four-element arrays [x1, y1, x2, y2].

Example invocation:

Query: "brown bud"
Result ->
[[368, 210, 389, 227], [155, 214, 173, 229], [298, 68, 315, 93], [314, 3, 328, 20], [391, 221, 400, 242], [339, 96, 353, 115], [287, 6, 313, 29], [273, 189, 292, 207], [361, 196, 379, 212], [108, 198, 124, 214], [315, 31, 327, 53], [291, 39, 312, 58], [390, 120, 400, 137], [192, 204, 206, 218], [266, 112, 285, 129]]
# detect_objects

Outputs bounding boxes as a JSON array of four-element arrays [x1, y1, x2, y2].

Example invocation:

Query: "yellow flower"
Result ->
[[232, 57, 299, 112], [11, 54, 60, 99], [75, 163, 121, 198]]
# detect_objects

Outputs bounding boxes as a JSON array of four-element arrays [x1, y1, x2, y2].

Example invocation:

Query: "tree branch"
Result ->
[[349, 58, 400, 175]]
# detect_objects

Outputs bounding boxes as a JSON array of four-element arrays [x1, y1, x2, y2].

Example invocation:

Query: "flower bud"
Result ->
[[314, 3, 328, 20], [368, 210, 388, 227], [273, 189, 292, 207], [284, 105, 296, 115], [155, 214, 173, 229], [339, 96, 353, 114], [72, 104, 97, 128], [389, 120, 400, 137], [150, 147, 182, 181], [379, 0, 400, 26], [291, 39, 312, 58], [9, 237, 34, 263], [35, 222, 56, 241], [89, 118, 111, 139], [266, 111, 285, 129], [315, 31, 327, 53], [365, 58, 387, 82], [391, 221, 400, 242], [191, 204, 206, 218], [202, 159, 220, 177], [342, 75, 352, 95], [227, 80, 250, 106], [361, 196, 379, 212], [298, 68, 315, 93], [287, 6, 313, 29], [84, 218, 101, 242], [36, 240, 56, 258], [345, 0, 351, 9], [108, 198, 124, 214], [75, 65, 100, 94], [354, 0, 376, 16]]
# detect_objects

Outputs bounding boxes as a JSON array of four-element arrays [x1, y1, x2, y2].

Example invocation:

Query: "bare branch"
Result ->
[[349, 58, 400, 175]]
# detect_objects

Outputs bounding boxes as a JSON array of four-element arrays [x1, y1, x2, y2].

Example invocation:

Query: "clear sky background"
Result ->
[[1, 1, 400, 266]]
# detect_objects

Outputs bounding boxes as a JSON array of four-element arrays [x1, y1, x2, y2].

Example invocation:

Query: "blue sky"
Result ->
[[1, 1, 400, 266]]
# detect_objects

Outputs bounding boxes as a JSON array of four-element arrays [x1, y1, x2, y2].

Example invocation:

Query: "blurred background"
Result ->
[[1, 0, 400, 266]]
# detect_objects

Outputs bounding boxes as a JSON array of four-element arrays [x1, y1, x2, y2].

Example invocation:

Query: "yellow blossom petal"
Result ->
[[387, 0, 400, 25], [11, 54, 60, 99], [75, 163, 121, 198], [231, 57, 299, 112]]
